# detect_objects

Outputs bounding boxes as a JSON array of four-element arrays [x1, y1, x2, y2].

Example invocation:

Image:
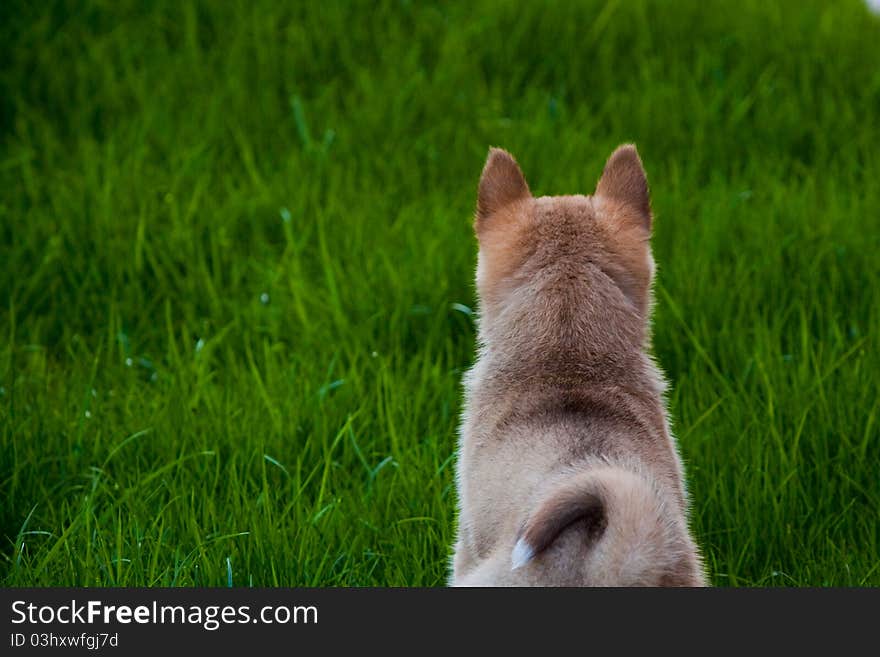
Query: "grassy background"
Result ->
[[1, 0, 878, 586]]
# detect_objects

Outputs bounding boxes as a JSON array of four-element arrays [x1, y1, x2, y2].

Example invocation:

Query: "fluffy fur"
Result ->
[[450, 145, 706, 587]]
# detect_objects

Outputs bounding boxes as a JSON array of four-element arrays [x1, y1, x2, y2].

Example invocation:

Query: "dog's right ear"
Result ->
[[476, 148, 531, 231], [595, 144, 651, 230]]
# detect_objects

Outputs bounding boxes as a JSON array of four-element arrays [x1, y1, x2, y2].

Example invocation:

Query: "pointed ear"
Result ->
[[476, 148, 531, 224], [595, 144, 651, 229]]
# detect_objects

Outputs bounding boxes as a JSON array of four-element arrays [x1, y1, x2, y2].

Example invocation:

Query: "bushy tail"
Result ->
[[511, 465, 704, 586], [511, 474, 606, 569]]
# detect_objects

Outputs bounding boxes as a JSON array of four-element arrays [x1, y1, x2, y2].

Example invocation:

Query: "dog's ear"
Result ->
[[595, 144, 651, 230], [476, 148, 531, 228]]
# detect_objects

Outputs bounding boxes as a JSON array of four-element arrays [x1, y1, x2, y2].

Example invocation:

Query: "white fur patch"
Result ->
[[510, 537, 535, 570]]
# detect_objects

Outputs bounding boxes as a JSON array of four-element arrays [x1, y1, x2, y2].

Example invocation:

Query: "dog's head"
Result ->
[[473, 145, 656, 345]]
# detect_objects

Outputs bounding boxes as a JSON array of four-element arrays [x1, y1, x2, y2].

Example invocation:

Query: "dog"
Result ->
[[450, 145, 706, 586]]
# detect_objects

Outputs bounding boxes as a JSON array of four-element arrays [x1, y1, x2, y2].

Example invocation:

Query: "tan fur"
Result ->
[[450, 145, 706, 587]]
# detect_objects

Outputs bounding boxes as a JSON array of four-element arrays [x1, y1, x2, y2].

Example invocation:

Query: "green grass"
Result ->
[[1, 0, 879, 587]]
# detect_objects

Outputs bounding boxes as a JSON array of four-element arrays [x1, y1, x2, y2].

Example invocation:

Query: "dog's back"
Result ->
[[450, 146, 705, 586]]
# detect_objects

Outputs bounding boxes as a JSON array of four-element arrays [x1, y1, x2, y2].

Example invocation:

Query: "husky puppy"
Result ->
[[450, 145, 706, 586]]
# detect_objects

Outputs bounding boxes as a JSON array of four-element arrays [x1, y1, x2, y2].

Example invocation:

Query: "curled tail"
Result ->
[[511, 465, 705, 586]]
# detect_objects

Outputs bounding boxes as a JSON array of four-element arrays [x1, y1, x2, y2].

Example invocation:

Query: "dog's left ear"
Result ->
[[595, 144, 651, 230], [476, 148, 531, 229]]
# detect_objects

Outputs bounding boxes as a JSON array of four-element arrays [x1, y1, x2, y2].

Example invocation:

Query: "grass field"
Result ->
[[2, 0, 879, 587]]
